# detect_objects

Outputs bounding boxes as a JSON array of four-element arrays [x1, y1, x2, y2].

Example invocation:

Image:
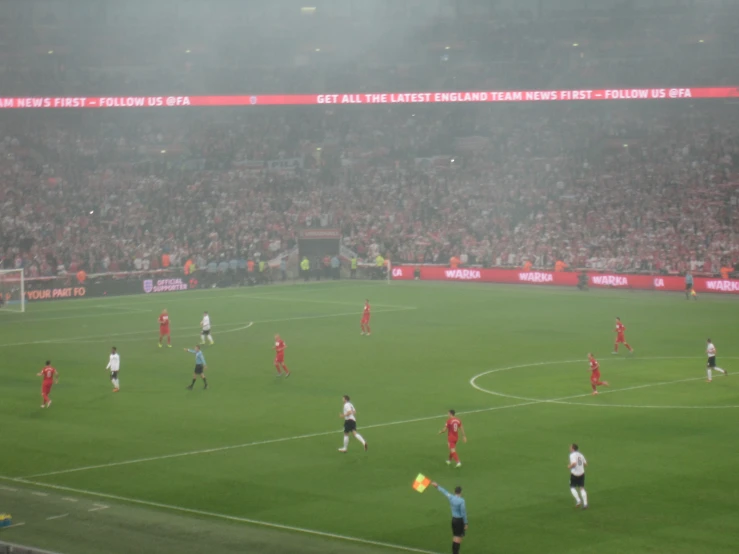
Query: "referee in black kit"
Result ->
[[431, 481, 468, 554]]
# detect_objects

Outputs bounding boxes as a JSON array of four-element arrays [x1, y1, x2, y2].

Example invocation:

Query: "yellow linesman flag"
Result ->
[[412, 473, 431, 493]]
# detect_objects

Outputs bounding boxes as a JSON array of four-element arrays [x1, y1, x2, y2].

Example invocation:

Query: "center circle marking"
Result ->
[[469, 356, 739, 410]]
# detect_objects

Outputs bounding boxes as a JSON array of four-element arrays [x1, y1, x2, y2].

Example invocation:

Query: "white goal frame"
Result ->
[[0, 268, 25, 313]]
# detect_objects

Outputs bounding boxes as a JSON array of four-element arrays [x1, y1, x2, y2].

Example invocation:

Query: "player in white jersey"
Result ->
[[106, 347, 121, 392], [200, 311, 214, 345], [338, 395, 368, 453], [705, 339, 727, 382], [567, 443, 588, 509]]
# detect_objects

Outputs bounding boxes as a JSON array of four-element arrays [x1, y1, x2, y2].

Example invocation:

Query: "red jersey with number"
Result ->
[[159, 314, 170, 329], [41, 366, 57, 383], [446, 417, 462, 442], [589, 358, 600, 378], [616, 322, 626, 336], [274, 339, 285, 359]]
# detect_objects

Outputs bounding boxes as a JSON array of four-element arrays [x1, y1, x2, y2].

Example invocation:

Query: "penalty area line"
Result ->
[[0, 476, 441, 554]]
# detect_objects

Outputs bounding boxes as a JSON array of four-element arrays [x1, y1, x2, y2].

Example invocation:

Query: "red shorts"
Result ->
[[616, 335, 625, 343], [275, 355, 284, 364], [591, 372, 601, 383], [160, 327, 170, 335], [448, 439, 458, 451], [42, 382, 53, 394], [361, 316, 370, 324]]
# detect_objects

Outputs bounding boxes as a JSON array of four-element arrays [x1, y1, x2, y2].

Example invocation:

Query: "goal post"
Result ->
[[0, 269, 25, 312]]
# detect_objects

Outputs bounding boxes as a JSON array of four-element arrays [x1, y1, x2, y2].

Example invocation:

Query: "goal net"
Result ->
[[0, 269, 25, 313]]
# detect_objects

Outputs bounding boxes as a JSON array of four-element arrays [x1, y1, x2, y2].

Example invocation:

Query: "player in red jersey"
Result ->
[[360, 299, 371, 336], [274, 334, 290, 377], [158, 309, 171, 348], [612, 317, 633, 354], [588, 353, 609, 395], [37, 361, 58, 408], [439, 409, 467, 468]]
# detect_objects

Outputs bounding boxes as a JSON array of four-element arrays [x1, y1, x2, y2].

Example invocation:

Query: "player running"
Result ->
[[338, 395, 367, 453], [200, 311, 214, 345], [37, 361, 58, 408], [706, 339, 727, 382], [612, 317, 634, 354], [439, 409, 467, 468], [159, 309, 171, 348], [106, 347, 120, 392], [274, 334, 290, 377], [568, 443, 589, 510], [360, 299, 371, 336], [588, 353, 609, 395]]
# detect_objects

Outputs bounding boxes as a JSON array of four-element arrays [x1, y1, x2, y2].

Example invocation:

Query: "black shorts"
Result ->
[[707, 356, 716, 368], [570, 473, 585, 488], [343, 419, 357, 434], [686, 283, 693, 291], [202, 329, 210, 336], [451, 518, 466, 538], [194, 364, 204, 375], [110, 371, 118, 380]]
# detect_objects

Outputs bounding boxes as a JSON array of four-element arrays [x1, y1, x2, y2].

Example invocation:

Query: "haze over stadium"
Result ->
[[1, 1, 738, 554]]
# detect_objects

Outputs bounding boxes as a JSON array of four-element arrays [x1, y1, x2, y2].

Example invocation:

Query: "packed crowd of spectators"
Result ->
[[1, 2, 738, 280], [2, 1, 739, 97], [1, 98, 738, 279]]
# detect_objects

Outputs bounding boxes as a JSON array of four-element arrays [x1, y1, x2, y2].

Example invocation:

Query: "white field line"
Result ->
[[61, 497, 78, 502], [0, 307, 415, 348], [235, 294, 416, 310], [88, 504, 109, 512], [8, 522, 26, 528], [0, 477, 441, 554], [251, 306, 416, 326], [21, 361, 699, 480], [0, 310, 153, 325], [31, 491, 48, 496], [92, 306, 153, 313], [0, 485, 18, 491], [46, 513, 69, 521], [23, 398, 536, 479]]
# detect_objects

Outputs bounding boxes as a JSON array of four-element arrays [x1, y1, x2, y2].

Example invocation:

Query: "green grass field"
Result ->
[[1, 280, 738, 554]]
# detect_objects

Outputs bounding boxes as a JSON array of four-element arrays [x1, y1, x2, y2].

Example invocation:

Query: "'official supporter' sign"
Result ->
[[143, 278, 189, 293]]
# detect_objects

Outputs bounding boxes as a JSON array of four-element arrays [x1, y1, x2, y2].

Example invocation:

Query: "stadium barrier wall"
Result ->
[[390, 266, 739, 294], [21, 276, 198, 302]]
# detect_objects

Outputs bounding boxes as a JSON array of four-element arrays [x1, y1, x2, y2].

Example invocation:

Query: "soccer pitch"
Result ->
[[1, 281, 738, 554]]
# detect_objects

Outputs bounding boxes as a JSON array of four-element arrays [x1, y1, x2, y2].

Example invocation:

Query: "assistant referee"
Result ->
[[431, 481, 468, 554]]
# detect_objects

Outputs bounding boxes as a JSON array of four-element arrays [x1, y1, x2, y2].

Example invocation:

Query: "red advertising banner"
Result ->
[[390, 266, 739, 295], [0, 87, 738, 109]]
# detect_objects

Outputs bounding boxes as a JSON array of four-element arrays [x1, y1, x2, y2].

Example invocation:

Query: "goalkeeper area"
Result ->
[[1, 280, 738, 554], [0, 269, 25, 312]]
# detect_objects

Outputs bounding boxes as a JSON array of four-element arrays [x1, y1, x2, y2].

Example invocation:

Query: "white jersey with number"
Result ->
[[106, 353, 120, 373], [569, 451, 587, 476], [707, 343, 716, 357], [201, 315, 211, 331], [343, 402, 356, 422]]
